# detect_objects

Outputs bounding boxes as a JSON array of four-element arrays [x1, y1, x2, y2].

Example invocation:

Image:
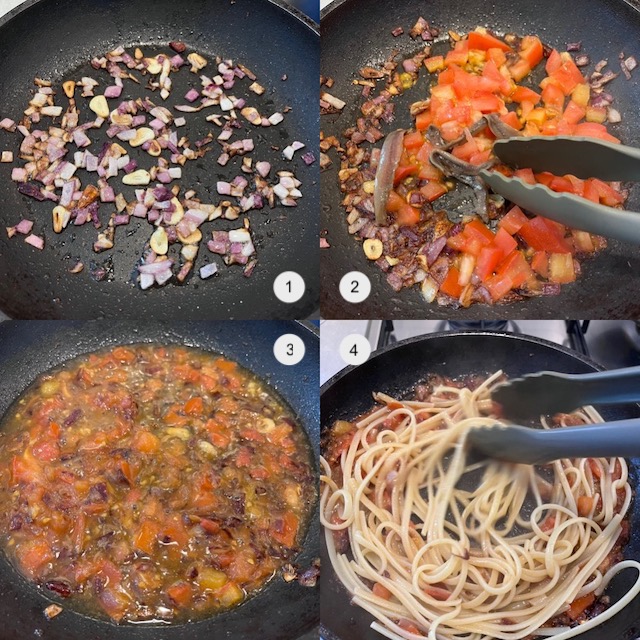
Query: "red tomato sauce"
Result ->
[[0, 345, 315, 623]]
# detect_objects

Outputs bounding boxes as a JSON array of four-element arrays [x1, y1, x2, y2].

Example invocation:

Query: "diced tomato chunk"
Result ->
[[499, 206, 528, 235], [468, 30, 511, 52], [518, 216, 573, 254], [440, 267, 464, 298]]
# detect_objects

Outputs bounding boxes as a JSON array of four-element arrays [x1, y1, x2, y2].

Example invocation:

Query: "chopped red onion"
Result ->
[[566, 42, 582, 52], [104, 85, 122, 99], [185, 88, 200, 102], [0, 118, 16, 131], [256, 161, 271, 178], [301, 152, 316, 166], [199, 262, 218, 279], [24, 233, 44, 249], [608, 108, 622, 123], [391, 26, 404, 37], [217, 181, 231, 195], [15, 219, 34, 234]]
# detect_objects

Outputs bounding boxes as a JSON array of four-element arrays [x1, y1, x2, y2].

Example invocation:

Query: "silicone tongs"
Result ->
[[466, 365, 640, 465], [478, 136, 640, 244]]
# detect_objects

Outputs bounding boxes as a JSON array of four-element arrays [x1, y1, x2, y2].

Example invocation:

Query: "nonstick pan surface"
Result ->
[[0, 0, 319, 320], [320, 0, 640, 319], [0, 320, 319, 640], [320, 331, 640, 640]]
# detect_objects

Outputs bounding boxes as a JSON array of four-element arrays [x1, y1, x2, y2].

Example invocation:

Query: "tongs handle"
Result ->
[[550, 365, 640, 406], [469, 419, 640, 465], [479, 169, 640, 245], [491, 136, 640, 182]]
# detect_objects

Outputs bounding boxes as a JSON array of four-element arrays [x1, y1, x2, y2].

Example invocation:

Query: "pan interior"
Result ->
[[0, 0, 319, 319], [320, 0, 640, 319]]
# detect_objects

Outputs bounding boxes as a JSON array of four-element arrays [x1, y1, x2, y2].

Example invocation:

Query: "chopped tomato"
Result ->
[[545, 49, 563, 75], [16, 539, 54, 579], [474, 246, 503, 281], [395, 203, 421, 226], [167, 581, 193, 606], [184, 396, 204, 415], [468, 30, 511, 52], [402, 130, 424, 151], [271, 512, 299, 548], [496, 250, 533, 288], [541, 82, 565, 112], [548, 253, 576, 284], [438, 267, 462, 298], [562, 100, 587, 125], [486, 47, 507, 67], [493, 228, 518, 258], [500, 110, 523, 130], [419, 181, 447, 202], [398, 620, 423, 635], [550, 58, 585, 95], [373, 583, 393, 600], [531, 251, 549, 277], [424, 585, 451, 601], [484, 272, 514, 301], [577, 495, 595, 517], [520, 35, 544, 68], [508, 58, 531, 82], [415, 110, 433, 131], [394, 164, 419, 184], [386, 190, 405, 213], [589, 178, 625, 206], [567, 593, 596, 621], [510, 86, 541, 104], [518, 216, 573, 253], [513, 168, 536, 185]]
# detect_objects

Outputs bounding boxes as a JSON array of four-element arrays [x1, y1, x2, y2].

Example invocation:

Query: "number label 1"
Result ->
[[274, 271, 305, 304]]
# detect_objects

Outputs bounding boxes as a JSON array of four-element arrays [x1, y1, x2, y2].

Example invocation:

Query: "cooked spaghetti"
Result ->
[[320, 371, 640, 640]]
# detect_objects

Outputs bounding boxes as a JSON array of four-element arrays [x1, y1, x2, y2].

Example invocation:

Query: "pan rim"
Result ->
[[320, 329, 605, 396], [0, 0, 320, 34]]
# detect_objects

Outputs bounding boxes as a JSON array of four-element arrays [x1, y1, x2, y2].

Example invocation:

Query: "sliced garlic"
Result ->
[[181, 244, 198, 262], [129, 127, 155, 148], [168, 198, 184, 225], [89, 95, 109, 118], [178, 228, 202, 245], [187, 52, 207, 72], [144, 57, 162, 74], [363, 239, 383, 260], [122, 169, 151, 186], [110, 110, 133, 126], [150, 226, 168, 255]]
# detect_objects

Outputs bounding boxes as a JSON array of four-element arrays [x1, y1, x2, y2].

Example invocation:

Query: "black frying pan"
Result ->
[[320, 331, 640, 640], [0, 320, 319, 640], [320, 0, 640, 319], [0, 0, 319, 320]]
